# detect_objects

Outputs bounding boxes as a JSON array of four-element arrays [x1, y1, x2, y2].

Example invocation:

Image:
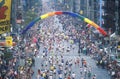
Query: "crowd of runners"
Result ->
[[0, 0, 120, 79]]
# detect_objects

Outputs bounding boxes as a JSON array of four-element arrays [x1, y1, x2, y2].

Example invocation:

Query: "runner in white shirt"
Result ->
[[49, 75, 53, 79], [72, 72, 76, 79]]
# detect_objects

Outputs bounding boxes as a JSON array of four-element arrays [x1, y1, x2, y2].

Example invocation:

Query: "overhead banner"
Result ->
[[0, 0, 12, 34]]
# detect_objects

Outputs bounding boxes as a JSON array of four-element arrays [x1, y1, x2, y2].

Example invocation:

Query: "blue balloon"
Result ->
[[62, 12, 78, 17], [21, 21, 35, 34]]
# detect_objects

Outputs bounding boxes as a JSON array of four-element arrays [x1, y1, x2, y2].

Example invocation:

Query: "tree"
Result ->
[[24, 10, 37, 26]]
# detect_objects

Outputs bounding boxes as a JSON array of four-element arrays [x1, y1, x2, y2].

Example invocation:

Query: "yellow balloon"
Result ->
[[84, 18, 93, 24], [40, 14, 49, 19]]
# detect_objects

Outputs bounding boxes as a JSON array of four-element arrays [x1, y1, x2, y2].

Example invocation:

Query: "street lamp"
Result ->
[[115, 0, 119, 55], [99, 0, 103, 27]]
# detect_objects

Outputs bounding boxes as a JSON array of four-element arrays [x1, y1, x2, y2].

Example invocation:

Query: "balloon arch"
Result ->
[[21, 11, 107, 36]]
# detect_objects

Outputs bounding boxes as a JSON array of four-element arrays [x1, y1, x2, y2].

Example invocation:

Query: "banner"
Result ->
[[0, 0, 12, 34]]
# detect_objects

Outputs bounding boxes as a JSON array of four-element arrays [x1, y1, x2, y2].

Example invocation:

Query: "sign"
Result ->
[[0, 0, 12, 34], [5, 36, 13, 46]]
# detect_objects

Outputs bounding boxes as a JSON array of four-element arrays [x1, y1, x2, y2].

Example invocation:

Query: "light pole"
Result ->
[[115, 0, 119, 55], [99, 0, 102, 27]]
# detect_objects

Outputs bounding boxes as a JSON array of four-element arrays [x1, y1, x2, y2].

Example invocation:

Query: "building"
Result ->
[[102, 0, 120, 35], [117, 0, 120, 35], [102, 0, 115, 33], [52, 0, 73, 11], [11, 0, 42, 33], [73, 0, 100, 24]]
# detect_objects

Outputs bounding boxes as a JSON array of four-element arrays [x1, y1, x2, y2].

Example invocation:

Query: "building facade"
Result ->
[[73, 0, 100, 24], [102, 0, 120, 35], [11, 0, 42, 33]]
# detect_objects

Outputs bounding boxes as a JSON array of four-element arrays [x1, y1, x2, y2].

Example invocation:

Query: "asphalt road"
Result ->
[[32, 40, 111, 79], [31, 0, 111, 79]]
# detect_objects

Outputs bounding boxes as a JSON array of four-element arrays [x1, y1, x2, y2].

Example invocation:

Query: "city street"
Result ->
[[32, 42, 111, 79], [32, 0, 111, 79], [0, 0, 120, 79]]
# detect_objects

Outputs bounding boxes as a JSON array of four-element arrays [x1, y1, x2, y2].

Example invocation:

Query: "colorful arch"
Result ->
[[21, 11, 107, 36]]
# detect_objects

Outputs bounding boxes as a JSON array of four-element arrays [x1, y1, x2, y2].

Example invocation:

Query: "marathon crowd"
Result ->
[[0, 1, 120, 79]]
